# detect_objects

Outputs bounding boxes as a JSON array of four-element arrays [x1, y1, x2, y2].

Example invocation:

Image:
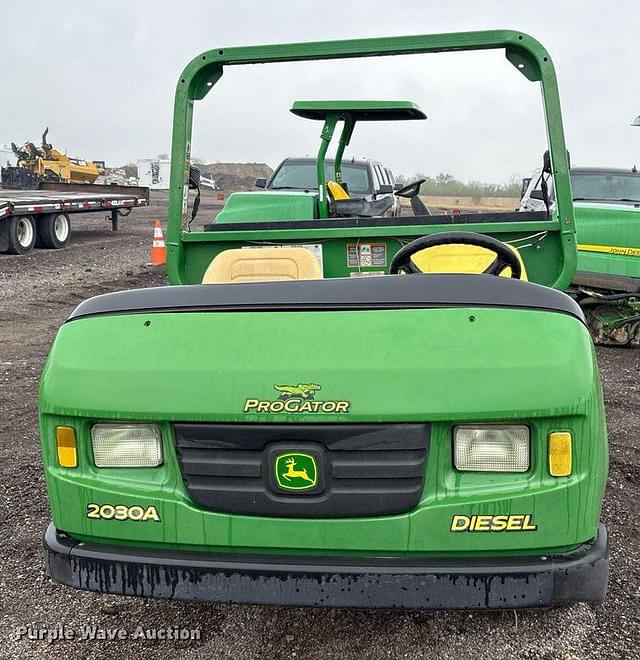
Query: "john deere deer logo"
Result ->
[[282, 457, 314, 483], [275, 453, 318, 491]]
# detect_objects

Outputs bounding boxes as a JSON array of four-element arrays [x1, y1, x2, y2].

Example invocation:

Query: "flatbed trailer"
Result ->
[[0, 182, 149, 254]]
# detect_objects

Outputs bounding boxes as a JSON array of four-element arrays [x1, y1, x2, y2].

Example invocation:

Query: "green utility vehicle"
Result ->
[[41, 31, 609, 609], [572, 167, 640, 346], [521, 166, 640, 345]]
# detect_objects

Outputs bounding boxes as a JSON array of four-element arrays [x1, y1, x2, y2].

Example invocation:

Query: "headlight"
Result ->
[[453, 425, 529, 472], [91, 424, 163, 467]]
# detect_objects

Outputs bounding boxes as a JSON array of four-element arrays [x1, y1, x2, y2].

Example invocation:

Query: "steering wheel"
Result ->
[[394, 178, 430, 216], [394, 179, 426, 199], [389, 231, 522, 279]]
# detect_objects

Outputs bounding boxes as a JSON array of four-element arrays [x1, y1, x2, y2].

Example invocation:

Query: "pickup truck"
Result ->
[[256, 156, 401, 216]]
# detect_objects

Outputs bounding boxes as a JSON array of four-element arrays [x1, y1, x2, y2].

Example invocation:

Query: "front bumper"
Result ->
[[44, 522, 609, 609]]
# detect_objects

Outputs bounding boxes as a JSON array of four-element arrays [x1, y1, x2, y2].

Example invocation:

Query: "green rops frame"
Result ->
[[166, 30, 576, 287]]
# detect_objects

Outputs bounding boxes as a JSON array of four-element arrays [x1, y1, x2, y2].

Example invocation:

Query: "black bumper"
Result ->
[[44, 523, 609, 610]]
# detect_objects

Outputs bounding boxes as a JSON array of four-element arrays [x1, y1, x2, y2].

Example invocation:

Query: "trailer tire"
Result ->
[[38, 213, 71, 249], [7, 215, 36, 254]]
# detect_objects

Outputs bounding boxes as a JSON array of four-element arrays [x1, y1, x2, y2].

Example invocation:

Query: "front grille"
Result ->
[[173, 423, 429, 518]]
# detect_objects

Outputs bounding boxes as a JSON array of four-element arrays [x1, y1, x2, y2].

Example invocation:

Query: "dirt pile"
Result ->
[[200, 162, 273, 191]]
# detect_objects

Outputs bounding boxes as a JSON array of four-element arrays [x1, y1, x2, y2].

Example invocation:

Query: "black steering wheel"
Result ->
[[389, 231, 522, 279], [394, 178, 430, 216], [394, 179, 426, 198]]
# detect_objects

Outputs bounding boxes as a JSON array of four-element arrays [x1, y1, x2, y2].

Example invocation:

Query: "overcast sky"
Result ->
[[1, 1, 639, 183]]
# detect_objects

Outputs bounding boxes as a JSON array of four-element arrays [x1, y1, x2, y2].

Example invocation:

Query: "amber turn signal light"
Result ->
[[549, 432, 572, 477], [56, 426, 78, 468]]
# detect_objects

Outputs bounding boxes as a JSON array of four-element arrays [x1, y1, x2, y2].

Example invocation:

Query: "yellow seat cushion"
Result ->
[[202, 247, 322, 284], [327, 180, 350, 200], [410, 244, 527, 280]]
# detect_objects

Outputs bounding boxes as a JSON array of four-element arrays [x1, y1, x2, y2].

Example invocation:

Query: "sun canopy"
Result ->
[[290, 100, 427, 121]]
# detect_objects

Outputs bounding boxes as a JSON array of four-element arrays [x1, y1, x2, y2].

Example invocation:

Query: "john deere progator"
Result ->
[[521, 165, 640, 346], [41, 31, 609, 609], [570, 167, 640, 346]]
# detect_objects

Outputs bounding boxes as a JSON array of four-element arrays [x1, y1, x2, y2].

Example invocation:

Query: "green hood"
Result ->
[[41, 306, 595, 421], [39, 278, 606, 555]]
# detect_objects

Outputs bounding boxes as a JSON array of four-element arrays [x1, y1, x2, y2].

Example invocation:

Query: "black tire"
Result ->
[[37, 212, 71, 249], [7, 215, 36, 254]]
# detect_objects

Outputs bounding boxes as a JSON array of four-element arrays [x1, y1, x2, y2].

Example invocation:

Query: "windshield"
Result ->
[[269, 161, 371, 195], [571, 172, 640, 202]]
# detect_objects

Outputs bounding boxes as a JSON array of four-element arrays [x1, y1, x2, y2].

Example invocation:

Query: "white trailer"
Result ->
[[137, 159, 170, 189], [0, 144, 16, 168]]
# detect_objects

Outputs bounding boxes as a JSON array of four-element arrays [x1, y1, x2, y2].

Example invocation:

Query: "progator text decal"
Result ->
[[244, 383, 351, 414]]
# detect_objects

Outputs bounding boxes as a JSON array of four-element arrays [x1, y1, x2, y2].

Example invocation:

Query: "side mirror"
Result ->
[[188, 165, 201, 190], [187, 166, 202, 228], [255, 177, 267, 188], [378, 184, 393, 194], [542, 148, 571, 175], [530, 189, 545, 201]]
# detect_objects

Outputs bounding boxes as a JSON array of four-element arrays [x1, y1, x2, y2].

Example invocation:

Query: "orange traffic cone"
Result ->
[[148, 220, 166, 266]]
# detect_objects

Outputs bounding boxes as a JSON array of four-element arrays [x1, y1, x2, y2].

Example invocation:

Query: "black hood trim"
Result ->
[[67, 274, 585, 323]]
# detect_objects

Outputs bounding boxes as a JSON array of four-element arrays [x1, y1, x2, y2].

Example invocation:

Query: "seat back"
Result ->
[[327, 180, 350, 200], [411, 244, 528, 280], [202, 247, 322, 283]]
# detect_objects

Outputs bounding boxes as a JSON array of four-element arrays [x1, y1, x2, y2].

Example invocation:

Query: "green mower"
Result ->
[[41, 31, 609, 609], [570, 167, 640, 346], [521, 165, 640, 346]]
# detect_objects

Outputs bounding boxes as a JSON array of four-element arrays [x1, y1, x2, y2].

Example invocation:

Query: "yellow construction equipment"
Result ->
[[2, 128, 104, 188]]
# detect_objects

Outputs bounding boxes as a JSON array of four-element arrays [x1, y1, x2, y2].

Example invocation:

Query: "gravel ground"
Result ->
[[0, 191, 638, 659]]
